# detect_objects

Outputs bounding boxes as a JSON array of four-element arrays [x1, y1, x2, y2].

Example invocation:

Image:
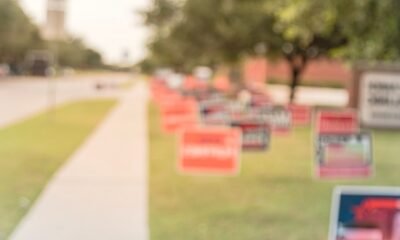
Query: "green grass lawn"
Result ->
[[0, 99, 116, 238], [149, 102, 400, 240]]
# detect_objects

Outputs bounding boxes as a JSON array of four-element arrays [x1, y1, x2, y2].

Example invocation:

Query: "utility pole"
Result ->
[[44, 0, 67, 115]]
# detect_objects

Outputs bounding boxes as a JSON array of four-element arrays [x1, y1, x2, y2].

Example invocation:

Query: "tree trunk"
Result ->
[[228, 63, 244, 92], [289, 66, 301, 103], [287, 55, 307, 104]]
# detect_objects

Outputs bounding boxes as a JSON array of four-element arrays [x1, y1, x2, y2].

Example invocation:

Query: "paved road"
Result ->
[[0, 75, 347, 130], [0, 73, 131, 128], [11, 82, 149, 240]]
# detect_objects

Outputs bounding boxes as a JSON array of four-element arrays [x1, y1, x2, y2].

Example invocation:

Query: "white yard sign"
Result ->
[[360, 72, 400, 128]]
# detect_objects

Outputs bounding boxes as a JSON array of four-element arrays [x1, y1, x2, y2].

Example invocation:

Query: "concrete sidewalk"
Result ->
[[11, 82, 149, 240]]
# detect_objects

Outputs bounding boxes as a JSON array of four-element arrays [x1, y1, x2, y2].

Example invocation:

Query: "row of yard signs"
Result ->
[[151, 75, 394, 240], [152, 76, 376, 178], [151, 76, 313, 175], [328, 64, 400, 240], [153, 64, 399, 240]]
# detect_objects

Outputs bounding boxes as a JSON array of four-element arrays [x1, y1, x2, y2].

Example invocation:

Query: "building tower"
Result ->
[[44, 0, 66, 40]]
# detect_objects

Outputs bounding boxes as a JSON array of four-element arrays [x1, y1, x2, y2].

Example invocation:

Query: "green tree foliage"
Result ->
[[142, 0, 349, 100], [263, 0, 349, 101], [143, 0, 400, 101], [0, 0, 103, 72], [142, 0, 268, 75], [0, 0, 44, 64], [50, 39, 103, 69], [337, 0, 400, 61]]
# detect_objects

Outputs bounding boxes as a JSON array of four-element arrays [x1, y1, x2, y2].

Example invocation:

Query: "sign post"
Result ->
[[44, 0, 67, 116]]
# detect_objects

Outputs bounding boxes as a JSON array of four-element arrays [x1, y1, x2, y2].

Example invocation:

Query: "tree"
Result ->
[[259, 0, 349, 102], [0, 0, 104, 72], [337, 0, 400, 61], [142, 0, 400, 102], [49, 38, 103, 69], [142, 0, 269, 79], [84, 48, 103, 68], [0, 0, 44, 66], [142, 0, 350, 98]]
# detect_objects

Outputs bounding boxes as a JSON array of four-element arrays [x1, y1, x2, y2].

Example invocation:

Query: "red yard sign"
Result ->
[[150, 80, 167, 101], [154, 88, 183, 107], [316, 133, 373, 179], [213, 75, 231, 92], [251, 93, 272, 107], [289, 105, 312, 126], [183, 75, 208, 90], [256, 105, 292, 135], [161, 99, 198, 133], [314, 110, 372, 179], [179, 127, 242, 175], [316, 110, 359, 134]]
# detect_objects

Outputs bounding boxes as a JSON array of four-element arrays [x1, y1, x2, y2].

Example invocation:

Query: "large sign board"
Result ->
[[316, 132, 373, 179], [330, 186, 400, 240], [178, 127, 241, 175], [360, 72, 400, 128]]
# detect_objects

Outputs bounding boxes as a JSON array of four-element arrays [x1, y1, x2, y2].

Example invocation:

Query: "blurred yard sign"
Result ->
[[316, 133, 373, 178], [199, 99, 231, 126], [161, 99, 198, 133], [243, 57, 267, 84], [231, 119, 270, 151], [329, 186, 400, 240], [250, 92, 272, 107], [181, 88, 223, 102], [155, 68, 173, 80], [152, 85, 182, 106], [315, 110, 372, 179], [183, 75, 208, 90], [289, 105, 312, 126], [350, 63, 400, 129], [256, 106, 292, 134], [316, 111, 358, 134], [194, 66, 213, 82], [179, 127, 241, 175], [213, 74, 231, 92], [166, 73, 184, 89]]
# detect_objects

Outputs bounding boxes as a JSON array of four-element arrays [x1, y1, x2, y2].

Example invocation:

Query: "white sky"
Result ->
[[19, 0, 152, 65]]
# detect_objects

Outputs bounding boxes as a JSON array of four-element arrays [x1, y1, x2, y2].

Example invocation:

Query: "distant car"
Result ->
[[25, 50, 54, 76]]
